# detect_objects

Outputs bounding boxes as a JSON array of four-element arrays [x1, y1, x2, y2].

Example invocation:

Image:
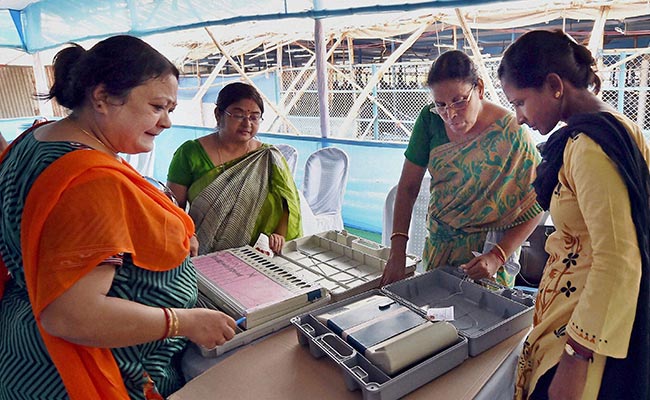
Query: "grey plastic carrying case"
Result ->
[[291, 267, 534, 400]]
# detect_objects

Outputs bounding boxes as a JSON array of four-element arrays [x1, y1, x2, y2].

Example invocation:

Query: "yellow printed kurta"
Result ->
[[515, 114, 650, 399]]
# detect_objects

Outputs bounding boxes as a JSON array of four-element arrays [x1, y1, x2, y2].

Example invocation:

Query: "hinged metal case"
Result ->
[[291, 267, 534, 400]]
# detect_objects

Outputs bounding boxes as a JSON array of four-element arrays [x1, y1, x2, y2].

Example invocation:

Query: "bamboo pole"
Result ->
[[192, 56, 228, 103], [347, 36, 355, 65], [588, 6, 610, 65], [601, 47, 650, 72], [277, 54, 317, 107], [32, 52, 54, 117], [191, 56, 228, 124], [637, 56, 648, 128], [337, 22, 430, 138], [291, 42, 411, 138], [269, 37, 343, 131], [314, 17, 330, 137], [455, 8, 498, 102]]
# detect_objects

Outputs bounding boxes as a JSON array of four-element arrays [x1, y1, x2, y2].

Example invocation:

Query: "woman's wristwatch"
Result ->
[[564, 342, 594, 362]]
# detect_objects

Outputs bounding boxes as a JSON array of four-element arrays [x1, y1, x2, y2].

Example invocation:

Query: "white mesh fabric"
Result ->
[[381, 175, 430, 262], [298, 190, 320, 236]]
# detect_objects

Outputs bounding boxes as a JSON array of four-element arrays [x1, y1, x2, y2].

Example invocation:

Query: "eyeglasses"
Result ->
[[430, 84, 476, 115], [144, 176, 178, 207], [223, 110, 264, 124]]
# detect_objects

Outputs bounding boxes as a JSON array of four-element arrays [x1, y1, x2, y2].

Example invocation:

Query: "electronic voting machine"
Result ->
[[193, 245, 327, 329], [192, 230, 420, 356]]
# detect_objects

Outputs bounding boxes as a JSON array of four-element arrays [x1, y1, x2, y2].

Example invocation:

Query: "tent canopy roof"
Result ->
[[3, 0, 650, 55]]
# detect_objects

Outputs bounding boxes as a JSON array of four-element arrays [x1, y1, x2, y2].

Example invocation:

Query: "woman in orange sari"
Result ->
[[0, 36, 235, 399]]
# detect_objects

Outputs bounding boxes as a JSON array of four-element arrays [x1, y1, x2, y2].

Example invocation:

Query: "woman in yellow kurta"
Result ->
[[499, 29, 650, 399]]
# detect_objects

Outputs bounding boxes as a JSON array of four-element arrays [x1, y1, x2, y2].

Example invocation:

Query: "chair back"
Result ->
[[382, 175, 430, 261], [274, 144, 298, 176], [122, 144, 155, 177]]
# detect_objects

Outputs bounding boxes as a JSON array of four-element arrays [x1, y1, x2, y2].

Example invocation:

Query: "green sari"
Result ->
[[188, 144, 301, 255], [422, 113, 542, 287]]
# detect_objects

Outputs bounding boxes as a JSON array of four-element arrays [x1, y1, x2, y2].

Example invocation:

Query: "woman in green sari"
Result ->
[[167, 82, 301, 256], [380, 50, 543, 288]]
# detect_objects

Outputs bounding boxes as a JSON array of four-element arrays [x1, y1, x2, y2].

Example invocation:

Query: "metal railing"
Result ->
[[277, 49, 650, 141]]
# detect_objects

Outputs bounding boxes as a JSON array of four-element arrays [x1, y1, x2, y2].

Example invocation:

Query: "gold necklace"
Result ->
[[214, 133, 224, 166], [77, 125, 119, 158], [214, 133, 251, 165]]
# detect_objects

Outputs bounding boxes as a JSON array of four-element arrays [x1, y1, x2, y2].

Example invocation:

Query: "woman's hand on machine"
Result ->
[[460, 252, 500, 281], [176, 308, 237, 349], [380, 252, 407, 286]]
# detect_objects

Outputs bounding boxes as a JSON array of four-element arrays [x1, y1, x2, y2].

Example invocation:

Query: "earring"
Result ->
[[554, 91, 561, 99]]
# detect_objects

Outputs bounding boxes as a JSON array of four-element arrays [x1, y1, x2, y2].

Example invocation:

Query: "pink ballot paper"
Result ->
[[193, 251, 295, 309], [192, 246, 325, 329]]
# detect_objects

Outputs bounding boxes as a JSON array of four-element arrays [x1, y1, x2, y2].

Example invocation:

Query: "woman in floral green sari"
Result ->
[[167, 83, 301, 255], [380, 50, 543, 288]]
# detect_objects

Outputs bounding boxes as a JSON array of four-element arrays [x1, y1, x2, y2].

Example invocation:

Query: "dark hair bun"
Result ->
[[46, 35, 179, 111]]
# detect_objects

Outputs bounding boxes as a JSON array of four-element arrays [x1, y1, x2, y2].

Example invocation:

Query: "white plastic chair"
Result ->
[[302, 147, 350, 233], [382, 175, 431, 266], [274, 144, 298, 177]]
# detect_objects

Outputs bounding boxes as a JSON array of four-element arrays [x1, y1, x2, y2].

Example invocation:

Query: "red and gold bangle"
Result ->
[[489, 245, 506, 265], [493, 243, 507, 261]]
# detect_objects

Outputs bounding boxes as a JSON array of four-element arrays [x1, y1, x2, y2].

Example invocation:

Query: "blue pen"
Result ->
[[235, 316, 246, 327]]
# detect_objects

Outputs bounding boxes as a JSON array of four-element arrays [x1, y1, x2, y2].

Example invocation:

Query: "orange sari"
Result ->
[[1, 148, 193, 399]]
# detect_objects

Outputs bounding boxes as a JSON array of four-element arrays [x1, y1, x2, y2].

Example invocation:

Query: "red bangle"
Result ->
[[161, 307, 172, 340]]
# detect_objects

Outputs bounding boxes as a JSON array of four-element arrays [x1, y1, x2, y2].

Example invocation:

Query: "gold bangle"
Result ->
[[390, 232, 409, 241], [161, 308, 172, 340], [168, 308, 180, 337], [493, 243, 507, 262]]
